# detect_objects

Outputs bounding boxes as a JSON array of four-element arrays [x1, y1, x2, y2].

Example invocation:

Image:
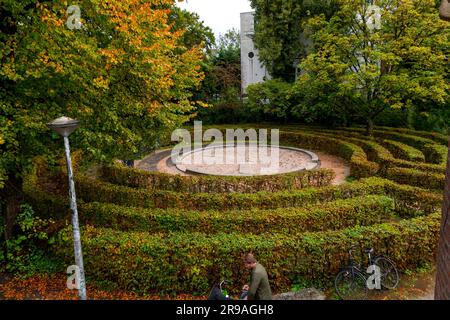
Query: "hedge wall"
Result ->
[[375, 126, 449, 145], [386, 167, 446, 191], [380, 140, 425, 163], [73, 175, 442, 213], [99, 164, 335, 194], [297, 129, 445, 190], [78, 195, 396, 234], [278, 131, 379, 178], [54, 213, 441, 295], [336, 127, 448, 165], [305, 129, 445, 174], [23, 157, 442, 218]]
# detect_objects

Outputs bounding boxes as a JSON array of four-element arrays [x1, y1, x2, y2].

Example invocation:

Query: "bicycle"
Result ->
[[334, 245, 399, 300]]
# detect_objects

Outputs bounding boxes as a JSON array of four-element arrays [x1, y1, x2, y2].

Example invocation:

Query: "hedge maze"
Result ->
[[24, 126, 447, 296]]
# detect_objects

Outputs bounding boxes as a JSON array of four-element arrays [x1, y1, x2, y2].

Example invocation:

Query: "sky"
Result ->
[[176, 0, 253, 38]]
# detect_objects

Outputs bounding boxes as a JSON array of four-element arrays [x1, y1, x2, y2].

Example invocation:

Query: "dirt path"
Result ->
[[325, 269, 436, 300]]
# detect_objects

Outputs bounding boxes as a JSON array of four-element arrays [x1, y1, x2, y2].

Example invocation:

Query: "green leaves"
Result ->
[[0, 0, 205, 188], [292, 0, 450, 129]]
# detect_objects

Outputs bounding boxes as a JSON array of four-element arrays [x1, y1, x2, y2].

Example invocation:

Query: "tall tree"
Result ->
[[169, 7, 215, 53], [0, 0, 204, 235], [249, 0, 339, 82], [195, 29, 242, 123], [208, 29, 241, 98], [294, 0, 449, 135]]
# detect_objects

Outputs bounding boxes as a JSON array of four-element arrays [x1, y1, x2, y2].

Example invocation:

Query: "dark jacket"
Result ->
[[248, 263, 272, 300]]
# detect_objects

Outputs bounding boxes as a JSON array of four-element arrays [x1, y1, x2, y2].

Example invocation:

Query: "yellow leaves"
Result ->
[[195, 101, 211, 109], [100, 48, 125, 65], [93, 76, 110, 89]]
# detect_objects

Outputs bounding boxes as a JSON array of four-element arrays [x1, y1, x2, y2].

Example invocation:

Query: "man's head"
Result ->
[[244, 253, 257, 270]]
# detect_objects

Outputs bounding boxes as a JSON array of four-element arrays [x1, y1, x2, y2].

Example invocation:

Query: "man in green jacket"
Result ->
[[242, 253, 272, 300]]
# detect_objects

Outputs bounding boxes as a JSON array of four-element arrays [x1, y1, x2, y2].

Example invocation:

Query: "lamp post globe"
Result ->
[[47, 116, 80, 137]]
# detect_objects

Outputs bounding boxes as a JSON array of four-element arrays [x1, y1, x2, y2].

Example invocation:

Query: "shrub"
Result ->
[[337, 127, 448, 165], [308, 128, 445, 172], [74, 175, 386, 210], [381, 140, 425, 163], [375, 126, 449, 145], [78, 195, 396, 234], [72, 175, 442, 213], [386, 167, 446, 191], [99, 164, 335, 194], [279, 131, 379, 178], [54, 213, 441, 295], [246, 80, 294, 122]]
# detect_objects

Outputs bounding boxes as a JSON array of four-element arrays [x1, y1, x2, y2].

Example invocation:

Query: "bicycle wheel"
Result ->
[[334, 269, 368, 300], [374, 256, 399, 290]]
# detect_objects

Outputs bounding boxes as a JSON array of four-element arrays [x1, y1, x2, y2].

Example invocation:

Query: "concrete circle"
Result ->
[[173, 145, 320, 176]]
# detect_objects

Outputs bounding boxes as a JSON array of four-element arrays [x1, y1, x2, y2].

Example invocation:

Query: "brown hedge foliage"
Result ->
[[54, 213, 441, 295], [77, 195, 396, 234], [99, 164, 335, 193]]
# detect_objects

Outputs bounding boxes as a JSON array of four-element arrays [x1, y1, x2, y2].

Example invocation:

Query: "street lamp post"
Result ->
[[47, 116, 87, 300], [435, 0, 450, 300]]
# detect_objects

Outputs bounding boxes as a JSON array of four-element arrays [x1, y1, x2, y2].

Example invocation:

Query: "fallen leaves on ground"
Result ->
[[0, 273, 208, 300]]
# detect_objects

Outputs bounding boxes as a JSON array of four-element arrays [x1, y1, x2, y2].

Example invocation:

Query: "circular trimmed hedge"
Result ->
[[24, 125, 447, 296]]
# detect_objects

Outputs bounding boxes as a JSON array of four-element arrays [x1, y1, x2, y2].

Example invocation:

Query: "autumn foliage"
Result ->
[[0, 0, 205, 190]]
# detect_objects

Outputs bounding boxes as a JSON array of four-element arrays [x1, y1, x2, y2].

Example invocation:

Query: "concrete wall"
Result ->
[[240, 12, 270, 95]]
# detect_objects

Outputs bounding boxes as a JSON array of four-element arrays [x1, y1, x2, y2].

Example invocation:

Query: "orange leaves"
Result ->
[[147, 101, 161, 114], [0, 273, 208, 300], [93, 76, 110, 90], [100, 48, 125, 65]]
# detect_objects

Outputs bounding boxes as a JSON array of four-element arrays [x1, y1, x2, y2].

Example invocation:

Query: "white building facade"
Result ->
[[240, 12, 270, 95]]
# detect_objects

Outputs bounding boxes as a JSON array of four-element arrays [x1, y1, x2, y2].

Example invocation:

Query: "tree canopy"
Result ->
[[0, 0, 205, 191], [249, 0, 339, 82], [293, 0, 449, 134]]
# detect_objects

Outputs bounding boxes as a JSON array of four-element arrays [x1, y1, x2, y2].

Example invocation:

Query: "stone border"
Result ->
[[174, 145, 321, 176]]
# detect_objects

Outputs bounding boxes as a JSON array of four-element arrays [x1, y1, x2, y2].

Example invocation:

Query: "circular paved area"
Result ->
[[135, 147, 350, 185], [174, 145, 320, 176]]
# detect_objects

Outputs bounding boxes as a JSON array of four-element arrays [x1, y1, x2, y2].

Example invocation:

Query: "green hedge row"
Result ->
[[22, 157, 71, 220], [54, 213, 441, 295], [336, 127, 448, 165], [349, 138, 446, 190], [386, 167, 446, 191], [99, 164, 335, 194], [305, 129, 444, 174], [375, 126, 449, 145], [73, 175, 442, 214], [23, 155, 442, 220], [381, 140, 425, 163], [422, 143, 448, 166], [74, 175, 381, 210], [301, 129, 445, 190], [278, 131, 379, 178], [78, 195, 396, 234]]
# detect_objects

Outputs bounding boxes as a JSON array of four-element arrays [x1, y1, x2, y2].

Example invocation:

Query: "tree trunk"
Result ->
[[435, 137, 450, 299], [0, 176, 23, 267], [366, 119, 374, 137], [1, 176, 23, 241]]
